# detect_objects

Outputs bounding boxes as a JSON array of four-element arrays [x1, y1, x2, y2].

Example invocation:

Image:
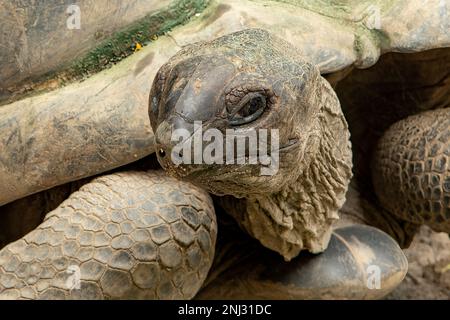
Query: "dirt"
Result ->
[[387, 226, 450, 299]]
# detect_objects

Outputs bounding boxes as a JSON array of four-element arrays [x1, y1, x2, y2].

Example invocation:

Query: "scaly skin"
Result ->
[[151, 29, 353, 260], [333, 48, 450, 246], [0, 171, 216, 299], [0, 29, 411, 300], [373, 108, 450, 233], [149, 28, 409, 298]]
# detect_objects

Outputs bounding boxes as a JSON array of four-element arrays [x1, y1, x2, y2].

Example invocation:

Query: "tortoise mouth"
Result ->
[[279, 138, 299, 152], [157, 138, 298, 178]]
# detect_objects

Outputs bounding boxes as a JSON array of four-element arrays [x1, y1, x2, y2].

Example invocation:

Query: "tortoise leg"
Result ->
[[198, 209, 407, 300], [0, 183, 83, 250], [0, 171, 216, 300], [372, 108, 450, 233]]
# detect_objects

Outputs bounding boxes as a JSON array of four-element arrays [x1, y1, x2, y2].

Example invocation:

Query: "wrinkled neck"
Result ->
[[221, 78, 353, 260]]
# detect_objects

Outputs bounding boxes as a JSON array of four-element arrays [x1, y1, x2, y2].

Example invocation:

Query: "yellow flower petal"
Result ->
[[135, 42, 142, 52]]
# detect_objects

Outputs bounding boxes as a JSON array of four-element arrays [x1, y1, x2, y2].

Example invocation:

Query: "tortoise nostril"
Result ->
[[179, 149, 183, 158], [159, 148, 166, 158]]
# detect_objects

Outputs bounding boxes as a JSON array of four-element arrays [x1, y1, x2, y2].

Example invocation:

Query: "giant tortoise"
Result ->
[[0, 0, 449, 299]]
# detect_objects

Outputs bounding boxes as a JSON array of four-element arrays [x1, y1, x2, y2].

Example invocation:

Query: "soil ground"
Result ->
[[387, 226, 450, 299]]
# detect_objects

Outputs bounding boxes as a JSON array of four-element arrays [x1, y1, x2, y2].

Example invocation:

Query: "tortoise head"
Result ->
[[149, 29, 326, 197]]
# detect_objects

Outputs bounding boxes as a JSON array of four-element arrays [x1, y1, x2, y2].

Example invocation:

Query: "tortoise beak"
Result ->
[[154, 117, 206, 178], [154, 119, 189, 173]]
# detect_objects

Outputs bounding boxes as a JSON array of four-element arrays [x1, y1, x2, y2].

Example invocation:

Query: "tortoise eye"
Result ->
[[229, 93, 267, 126]]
